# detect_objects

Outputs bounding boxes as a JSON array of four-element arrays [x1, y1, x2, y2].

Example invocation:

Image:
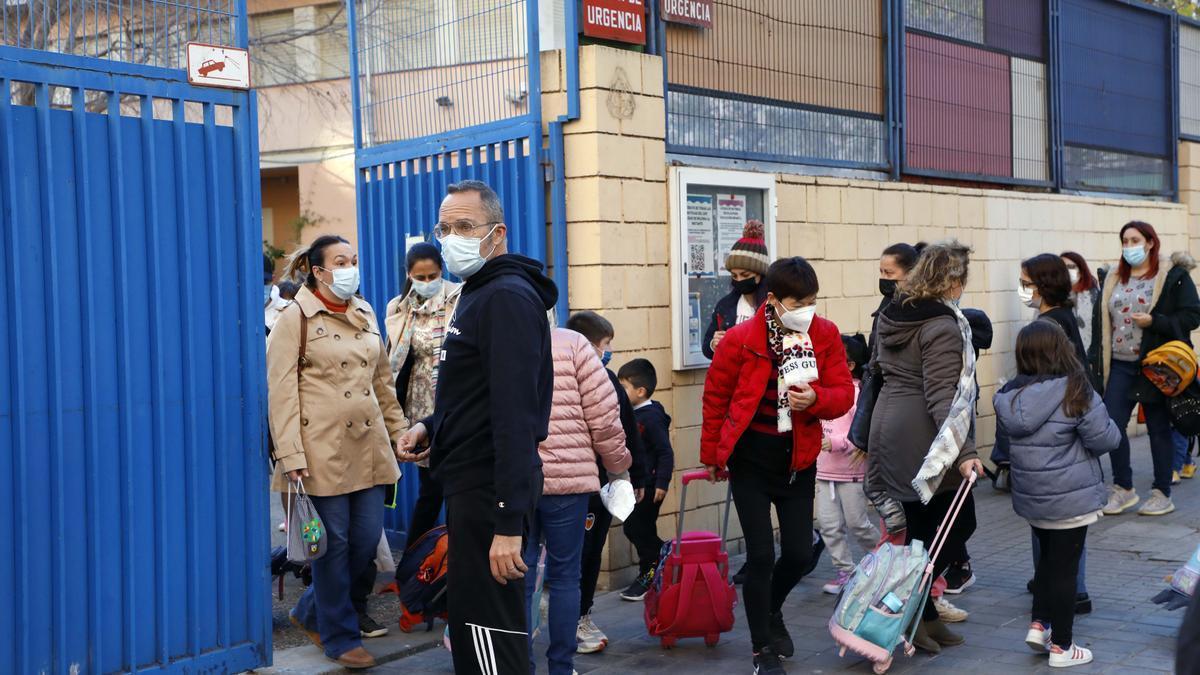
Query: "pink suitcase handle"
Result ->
[[675, 468, 733, 551]]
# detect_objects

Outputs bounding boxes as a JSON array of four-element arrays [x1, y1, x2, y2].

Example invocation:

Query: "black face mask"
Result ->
[[731, 276, 759, 296], [879, 278, 898, 297]]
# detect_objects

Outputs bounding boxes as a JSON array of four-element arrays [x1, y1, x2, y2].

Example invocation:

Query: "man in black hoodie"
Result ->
[[399, 180, 556, 675]]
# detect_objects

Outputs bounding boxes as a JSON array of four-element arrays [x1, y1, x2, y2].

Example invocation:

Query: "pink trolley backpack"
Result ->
[[644, 469, 739, 649], [829, 474, 976, 673]]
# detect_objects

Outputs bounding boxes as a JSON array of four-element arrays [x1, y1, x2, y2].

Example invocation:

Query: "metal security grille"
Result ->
[[1182, 21, 1200, 140], [1060, 0, 1173, 195], [1, 0, 237, 69], [664, 0, 888, 169], [903, 0, 1051, 184], [352, 0, 532, 147]]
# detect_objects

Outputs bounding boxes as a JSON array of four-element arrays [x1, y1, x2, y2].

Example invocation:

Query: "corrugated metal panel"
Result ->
[[905, 32, 1012, 177], [984, 0, 1045, 60], [1060, 0, 1171, 157], [906, 0, 984, 43], [0, 58, 268, 674], [1012, 57, 1049, 181], [666, 0, 885, 115], [1181, 23, 1200, 139]]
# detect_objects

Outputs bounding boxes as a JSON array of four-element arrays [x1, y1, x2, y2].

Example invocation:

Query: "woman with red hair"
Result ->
[[1099, 221, 1200, 517]]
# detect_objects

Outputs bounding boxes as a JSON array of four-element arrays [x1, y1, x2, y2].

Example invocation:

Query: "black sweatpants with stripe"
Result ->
[[447, 485, 531, 675]]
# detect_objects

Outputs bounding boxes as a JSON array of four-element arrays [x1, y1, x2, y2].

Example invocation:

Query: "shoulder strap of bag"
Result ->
[[298, 312, 309, 371]]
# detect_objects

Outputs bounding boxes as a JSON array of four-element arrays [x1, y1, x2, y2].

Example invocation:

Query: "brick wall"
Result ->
[[549, 46, 1191, 588]]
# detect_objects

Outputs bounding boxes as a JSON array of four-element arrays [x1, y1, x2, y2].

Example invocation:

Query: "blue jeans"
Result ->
[[522, 493, 589, 675], [1031, 530, 1087, 594], [1103, 360, 1175, 496], [1174, 430, 1195, 471], [294, 485, 386, 659]]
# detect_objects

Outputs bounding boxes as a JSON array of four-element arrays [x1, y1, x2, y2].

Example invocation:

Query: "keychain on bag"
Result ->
[[287, 479, 327, 563]]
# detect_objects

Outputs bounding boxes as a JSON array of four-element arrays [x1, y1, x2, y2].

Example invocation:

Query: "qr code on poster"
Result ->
[[689, 244, 706, 273]]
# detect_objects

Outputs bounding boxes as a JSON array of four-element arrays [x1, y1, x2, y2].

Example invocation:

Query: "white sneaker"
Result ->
[[934, 596, 968, 623], [1102, 485, 1139, 515], [1049, 643, 1093, 668], [1024, 621, 1051, 653], [1138, 488, 1175, 516], [576, 613, 608, 654]]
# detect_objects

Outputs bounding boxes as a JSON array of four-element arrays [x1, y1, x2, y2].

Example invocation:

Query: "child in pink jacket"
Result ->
[[816, 334, 880, 595]]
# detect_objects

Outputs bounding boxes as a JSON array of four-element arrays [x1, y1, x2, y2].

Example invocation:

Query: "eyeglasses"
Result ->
[[1019, 279, 1035, 290], [433, 220, 501, 240]]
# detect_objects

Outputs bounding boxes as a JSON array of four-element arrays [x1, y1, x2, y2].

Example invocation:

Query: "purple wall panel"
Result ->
[[984, 0, 1046, 60], [906, 33, 1013, 177]]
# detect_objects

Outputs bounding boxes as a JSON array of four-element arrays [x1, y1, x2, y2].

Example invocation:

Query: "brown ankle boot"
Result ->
[[334, 646, 377, 670], [913, 620, 941, 654], [925, 618, 965, 646]]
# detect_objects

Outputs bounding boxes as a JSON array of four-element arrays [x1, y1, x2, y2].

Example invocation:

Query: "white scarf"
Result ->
[[911, 300, 977, 503]]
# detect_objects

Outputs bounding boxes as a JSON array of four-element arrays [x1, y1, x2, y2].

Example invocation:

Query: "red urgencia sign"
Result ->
[[661, 0, 713, 28], [583, 0, 646, 45]]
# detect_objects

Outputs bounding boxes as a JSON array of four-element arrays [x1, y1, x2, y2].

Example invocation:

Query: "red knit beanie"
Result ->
[[725, 220, 769, 276]]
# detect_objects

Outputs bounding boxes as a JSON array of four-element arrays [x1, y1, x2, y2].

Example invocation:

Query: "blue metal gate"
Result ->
[[0, 3, 269, 673], [348, 0, 550, 539]]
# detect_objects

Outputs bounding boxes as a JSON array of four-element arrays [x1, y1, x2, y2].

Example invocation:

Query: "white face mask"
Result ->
[[1017, 283, 1039, 309], [774, 301, 816, 333], [326, 266, 359, 300], [1067, 268, 1080, 286], [411, 277, 443, 299], [441, 226, 497, 279]]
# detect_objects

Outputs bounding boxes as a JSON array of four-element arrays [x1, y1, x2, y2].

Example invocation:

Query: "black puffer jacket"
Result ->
[[1100, 252, 1200, 404]]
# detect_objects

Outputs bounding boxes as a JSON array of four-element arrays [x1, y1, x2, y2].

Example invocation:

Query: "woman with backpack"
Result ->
[[867, 240, 984, 654], [385, 244, 461, 550], [994, 321, 1120, 668], [268, 235, 411, 670], [701, 257, 855, 675], [523, 324, 631, 675], [1099, 221, 1200, 517]]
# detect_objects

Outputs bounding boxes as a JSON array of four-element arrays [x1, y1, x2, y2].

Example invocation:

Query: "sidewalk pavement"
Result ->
[[278, 436, 1198, 674]]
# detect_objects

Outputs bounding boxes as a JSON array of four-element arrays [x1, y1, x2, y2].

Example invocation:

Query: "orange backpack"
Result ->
[[1142, 341, 1198, 397]]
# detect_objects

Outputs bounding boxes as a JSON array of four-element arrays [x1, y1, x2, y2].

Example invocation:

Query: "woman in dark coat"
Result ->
[[868, 239, 983, 653]]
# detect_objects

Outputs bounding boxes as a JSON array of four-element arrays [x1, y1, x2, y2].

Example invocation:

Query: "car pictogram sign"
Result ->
[[187, 43, 251, 90]]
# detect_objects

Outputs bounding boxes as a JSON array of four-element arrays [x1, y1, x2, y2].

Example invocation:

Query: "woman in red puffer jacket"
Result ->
[[701, 257, 854, 675]]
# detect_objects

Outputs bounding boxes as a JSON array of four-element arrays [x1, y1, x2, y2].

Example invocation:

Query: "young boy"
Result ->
[[564, 311, 646, 653], [617, 358, 675, 601]]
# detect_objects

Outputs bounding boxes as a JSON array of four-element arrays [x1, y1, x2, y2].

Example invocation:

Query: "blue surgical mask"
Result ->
[[1123, 245, 1148, 267], [264, 284, 274, 304], [411, 277, 443, 299], [601, 351, 612, 367]]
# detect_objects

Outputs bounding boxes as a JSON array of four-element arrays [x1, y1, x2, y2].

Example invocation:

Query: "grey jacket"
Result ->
[[868, 298, 977, 503], [993, 376, 1120, 523]]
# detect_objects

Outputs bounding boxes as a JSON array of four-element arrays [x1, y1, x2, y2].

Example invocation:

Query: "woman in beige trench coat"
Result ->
[[268, 234, 410, 670]]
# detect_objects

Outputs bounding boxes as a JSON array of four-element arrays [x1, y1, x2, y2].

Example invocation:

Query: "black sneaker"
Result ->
[[620, 569, 653, 601], [802, 530, 825, 577], [768, 612, 793, 658], [942, 561, 975, 595], [1075, 593, 1092, 615], [358, 612, 389, 638], [732, 562, 748, 585], [752, 647, 787, 675]]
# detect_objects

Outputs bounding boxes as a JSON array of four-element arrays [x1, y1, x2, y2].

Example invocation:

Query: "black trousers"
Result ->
[[579, 492, 614, 616], [1032, 525, 1088, 649], [729, 434, 816, 653], [902, 489, 977, 622], [406, 466, 445, 548], [446, 486, 530, 675], [623, 493, 664, 575]]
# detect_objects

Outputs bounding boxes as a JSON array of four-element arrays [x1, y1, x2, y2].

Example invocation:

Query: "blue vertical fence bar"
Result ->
[[0, 0, 268, 671]]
